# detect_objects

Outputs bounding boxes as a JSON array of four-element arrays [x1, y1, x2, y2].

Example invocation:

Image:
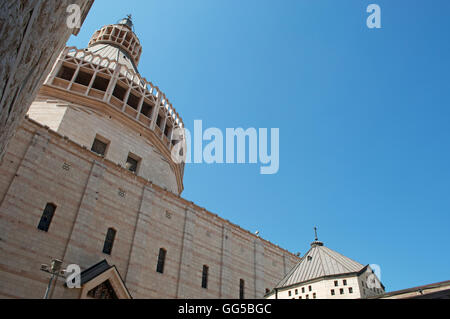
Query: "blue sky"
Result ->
[[68, 0, 450, 292]]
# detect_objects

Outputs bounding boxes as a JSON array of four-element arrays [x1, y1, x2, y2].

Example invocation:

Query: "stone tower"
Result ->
[[0, 17, 299, 299], [27, 15, 185, 194]]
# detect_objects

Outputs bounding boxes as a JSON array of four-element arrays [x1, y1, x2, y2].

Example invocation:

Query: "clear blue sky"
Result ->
[[68, 0, 450, 292]]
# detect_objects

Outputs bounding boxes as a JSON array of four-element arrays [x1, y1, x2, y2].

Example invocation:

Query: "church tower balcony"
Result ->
[[27, 17, 185, 194]]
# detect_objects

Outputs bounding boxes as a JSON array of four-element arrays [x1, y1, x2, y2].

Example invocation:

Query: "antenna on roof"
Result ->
[[314, 226, 318, 242]]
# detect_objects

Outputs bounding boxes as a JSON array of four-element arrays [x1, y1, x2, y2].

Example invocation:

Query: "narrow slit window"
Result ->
[[201, 265, 209, 289], [164, 123, 172, 138], [102, 228, 116, 255], [239, 279, 245, 299], [37, 203, 56, 232], [157, 248, 166, 274]]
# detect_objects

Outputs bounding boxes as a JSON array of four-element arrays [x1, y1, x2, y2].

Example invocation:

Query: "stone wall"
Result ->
[[28, 94, 180, 194], [0, 0, 93, 162], [0, 118, 299, 299]]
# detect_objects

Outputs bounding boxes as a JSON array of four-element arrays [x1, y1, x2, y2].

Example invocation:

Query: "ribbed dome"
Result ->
[[87, 16, 143, 71]]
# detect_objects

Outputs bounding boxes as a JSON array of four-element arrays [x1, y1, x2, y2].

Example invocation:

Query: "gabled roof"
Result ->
[[275, 241, 365, 289], [79, 260, 133, 299], [80, 260, 113, 285]]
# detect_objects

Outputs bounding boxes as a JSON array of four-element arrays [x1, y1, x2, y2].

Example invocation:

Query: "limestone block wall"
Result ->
[[0, 0, 94, 162], [27, 94, 180, 194], [0, 118, 299, 299]]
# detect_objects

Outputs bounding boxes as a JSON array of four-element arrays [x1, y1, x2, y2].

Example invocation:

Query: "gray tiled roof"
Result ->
[[275, 242, 365, 288], [86, 44, 139, 73]]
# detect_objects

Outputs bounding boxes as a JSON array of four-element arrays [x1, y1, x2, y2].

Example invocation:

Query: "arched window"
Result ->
[[201, 265, 209, 289], [156, 248, 167, 274], [37, 203, 57, 232], [102, 228, 116, 255]]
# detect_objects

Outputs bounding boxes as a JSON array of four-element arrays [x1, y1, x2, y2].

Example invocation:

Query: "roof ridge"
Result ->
[[316, 245, 327, 277], [320, 246, 364, 273]]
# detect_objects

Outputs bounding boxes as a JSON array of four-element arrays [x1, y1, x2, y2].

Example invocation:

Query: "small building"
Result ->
[[265, 238, 385, 299]]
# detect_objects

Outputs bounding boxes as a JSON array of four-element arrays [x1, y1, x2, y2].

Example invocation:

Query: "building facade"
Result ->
[[0, 17, 299, 299], [0, 0, 94, 162], [265, 240, 385, 299]]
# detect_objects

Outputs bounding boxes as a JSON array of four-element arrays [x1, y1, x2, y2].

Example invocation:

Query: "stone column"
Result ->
[[0, 0, 94, 162], [253, 238, 265, 299], [124, 185, 158, 293], [61, 160, 106, 268], [176, 206, 197, 299], [219, 225, 233, 298]]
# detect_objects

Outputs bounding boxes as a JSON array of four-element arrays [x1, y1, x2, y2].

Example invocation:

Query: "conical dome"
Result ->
[[87, 16, 143, 72]]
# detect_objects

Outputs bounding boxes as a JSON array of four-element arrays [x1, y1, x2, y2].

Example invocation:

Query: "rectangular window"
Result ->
[[37, 203, 56, 232], [112, 83, 127, 101], [239, 279, 245, 299], [302, 287, 305, 294], [126, 153, 140, 173], [156, 114, 163, 128], [91, 136, 109, 156], [295, 289, 298, 295], [141, 101, 153, 118], [313, 293, 316, 299], [127, 93, 140, 110], [331, 289, 335, 296], [334, 280, 339, 287], [309, 285, 312, 292], [349, 287, 353, 294], [57, 65, 75, 81], [340, 288, 344, 295], [92, 75, 110, 91], [202, 265, 209, 289], [102, 228, 116, 255], [74, 70, 93, 86], [156, 248, 167, 274], [288, 291, 292, 297], [343, 279, 347, 286]]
